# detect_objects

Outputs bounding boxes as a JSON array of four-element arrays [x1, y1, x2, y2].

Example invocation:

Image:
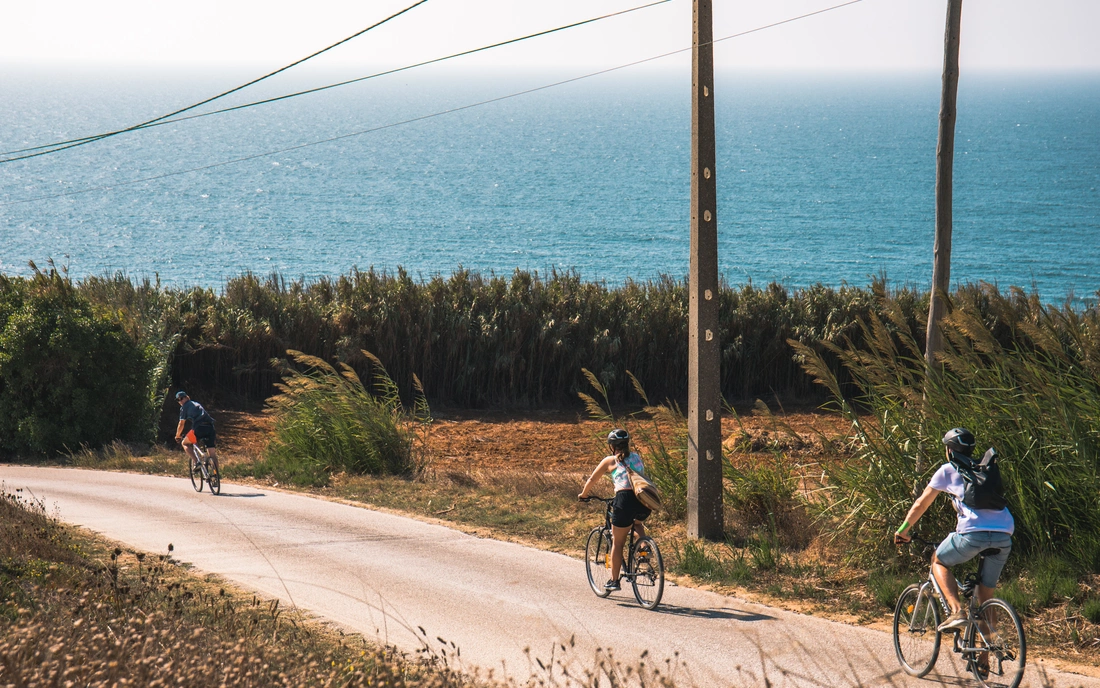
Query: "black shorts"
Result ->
[[190, 424, 217, 449], [612, 489, 651, 528]]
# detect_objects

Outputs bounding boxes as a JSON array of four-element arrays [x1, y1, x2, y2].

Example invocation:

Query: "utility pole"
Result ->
[[918, 0, 962, 484], [688, 0, 723, 540], [925, 0, 962, 378]]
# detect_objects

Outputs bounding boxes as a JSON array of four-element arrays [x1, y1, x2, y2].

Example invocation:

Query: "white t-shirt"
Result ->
[[928, 462, 1014, 535], [610, 452, 645, 492]]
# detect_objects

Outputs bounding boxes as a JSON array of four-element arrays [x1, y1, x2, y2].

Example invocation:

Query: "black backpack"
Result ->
[[949, 448, 1008, 511]]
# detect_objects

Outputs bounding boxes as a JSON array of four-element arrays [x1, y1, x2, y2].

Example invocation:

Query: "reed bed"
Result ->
[[792, 283, 1100, 574], [74, 269, 913, 410]]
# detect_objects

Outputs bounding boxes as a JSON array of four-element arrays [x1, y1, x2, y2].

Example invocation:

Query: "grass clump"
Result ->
[[257, 350, 431, 487]]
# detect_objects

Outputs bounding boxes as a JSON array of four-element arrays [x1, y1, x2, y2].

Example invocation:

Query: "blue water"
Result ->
[[1, 68, 1098, 301]]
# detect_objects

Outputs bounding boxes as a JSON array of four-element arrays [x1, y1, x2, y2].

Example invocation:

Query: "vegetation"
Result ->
[[791, 283, 1100, 574], [256, 350, 431, 487], [0, 265, 162, 455], [63, 268, 905, 409]]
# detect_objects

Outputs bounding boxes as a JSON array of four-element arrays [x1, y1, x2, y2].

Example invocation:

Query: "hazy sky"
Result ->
[[3, 0, 1099, 73]]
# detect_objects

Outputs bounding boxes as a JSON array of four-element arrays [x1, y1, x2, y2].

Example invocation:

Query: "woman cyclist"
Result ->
[[578, 429, 651, 591]]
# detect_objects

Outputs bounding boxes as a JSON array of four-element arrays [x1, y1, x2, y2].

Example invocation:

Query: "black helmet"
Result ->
[[607, 428, 630, 450], [942, 427, 976, 456]]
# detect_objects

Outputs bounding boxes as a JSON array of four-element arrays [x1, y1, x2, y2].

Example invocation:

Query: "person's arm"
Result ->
[[579, 457, 615, 499], [175, 419, 187, 442], [894, 485, 941, 543]]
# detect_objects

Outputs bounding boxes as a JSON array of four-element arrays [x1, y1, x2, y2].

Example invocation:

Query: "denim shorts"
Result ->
[[936, 531, 1013, 588]]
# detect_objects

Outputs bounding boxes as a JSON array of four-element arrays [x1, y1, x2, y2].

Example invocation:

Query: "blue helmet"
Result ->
[[175, 390, 188, 400]]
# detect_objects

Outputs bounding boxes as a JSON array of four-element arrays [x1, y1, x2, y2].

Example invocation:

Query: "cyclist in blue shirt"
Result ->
[[174, 391, 218, 469]]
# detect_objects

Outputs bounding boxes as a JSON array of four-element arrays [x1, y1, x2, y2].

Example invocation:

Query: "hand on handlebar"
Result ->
[[894, 532, 912, 545]]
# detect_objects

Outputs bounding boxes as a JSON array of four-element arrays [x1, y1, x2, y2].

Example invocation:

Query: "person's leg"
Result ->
[[610, 525, 630, 581], [932, 554, 962, 613], [181, 438, 199, 466]]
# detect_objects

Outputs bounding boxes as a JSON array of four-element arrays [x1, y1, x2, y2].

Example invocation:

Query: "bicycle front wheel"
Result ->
[[629, 536, 664, 610], [207, 455, 221, 495], [893, 583, 941, 677], [585, 527, 613, 598], [189, 456, 203, 492], [965, 597, 1026, 688]]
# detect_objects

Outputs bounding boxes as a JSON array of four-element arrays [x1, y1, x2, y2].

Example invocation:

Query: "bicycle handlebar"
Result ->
[[579, 495, 613, 504]]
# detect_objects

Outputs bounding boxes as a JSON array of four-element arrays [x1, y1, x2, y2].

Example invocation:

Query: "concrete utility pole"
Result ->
[[688, 0, 723, 540], [925, 0, 963, 377]]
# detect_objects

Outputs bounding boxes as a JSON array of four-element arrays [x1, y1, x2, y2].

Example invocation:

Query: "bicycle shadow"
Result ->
[[616, 602, 773, 622], [214, 492, 267, 499]]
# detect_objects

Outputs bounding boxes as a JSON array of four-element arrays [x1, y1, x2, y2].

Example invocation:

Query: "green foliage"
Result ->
[[1082, 597, 1100, 624], [69, 268, 906, 408], [792, 283, 1100, 570], [866, 570, 909, 610], [675, 540, 754, 583], [257, 350, 430, 487], [0, 267, 157, 455]]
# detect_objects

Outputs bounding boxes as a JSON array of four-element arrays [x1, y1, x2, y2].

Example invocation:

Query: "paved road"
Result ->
[[1, 466, 1095, 687]]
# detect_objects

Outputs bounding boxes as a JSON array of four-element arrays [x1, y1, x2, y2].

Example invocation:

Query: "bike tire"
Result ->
[[189, 455, 203, 492], [965, 597, 1026, 688], [629, 536, 664, 610], [585, 527, 613, 598], [208, 455, 221, 495], [893, 583, 941, 677]]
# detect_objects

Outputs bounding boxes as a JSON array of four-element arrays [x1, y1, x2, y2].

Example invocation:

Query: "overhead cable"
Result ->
[[1, 0, 670, 165], [0, 0, 864, 207], [0, 0, 431, 163]]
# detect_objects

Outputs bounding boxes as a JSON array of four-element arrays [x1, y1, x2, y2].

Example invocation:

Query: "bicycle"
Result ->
[[580, 496, 664, 610], [181, 437, 220, 495], [893, 534, 1025, 688]]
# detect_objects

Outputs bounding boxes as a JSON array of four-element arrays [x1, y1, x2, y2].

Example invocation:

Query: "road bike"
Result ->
[[581, 496, 664, 610], [181, 436, 220, 495], [893, 534, 1025, 688]]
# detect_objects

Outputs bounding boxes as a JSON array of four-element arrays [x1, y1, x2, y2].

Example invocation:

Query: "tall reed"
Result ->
[[259, 350, 431, 486], [793, 284, 1100, 570]]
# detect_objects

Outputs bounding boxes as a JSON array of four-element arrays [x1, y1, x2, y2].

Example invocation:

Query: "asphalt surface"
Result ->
[[2, 466, 1096, 687]]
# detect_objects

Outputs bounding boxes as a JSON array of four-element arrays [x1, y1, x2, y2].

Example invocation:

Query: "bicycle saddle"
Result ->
[[978, 547, 1001, 556]]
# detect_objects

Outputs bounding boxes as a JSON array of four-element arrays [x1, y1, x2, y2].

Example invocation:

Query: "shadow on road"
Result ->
[[618, 602, 774, 622], [214, 492, 266, 499]]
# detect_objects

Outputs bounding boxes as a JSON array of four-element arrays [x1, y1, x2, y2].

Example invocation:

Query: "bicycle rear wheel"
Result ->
[[585, 527, 613, 598], [893, 583, 941, 677], [629, 536, 664, 610], [965, 598, 1025, 688], [189, 454, 203, 492], [207, 455, 221, 495]]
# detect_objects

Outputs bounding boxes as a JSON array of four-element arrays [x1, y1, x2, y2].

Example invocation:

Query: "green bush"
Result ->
[[675, 540, 753, 583], [257, 350, 430, 487], [0, 268, 157, 455], [867, 570, 909, 610], [1082, 597, 1100, 624]]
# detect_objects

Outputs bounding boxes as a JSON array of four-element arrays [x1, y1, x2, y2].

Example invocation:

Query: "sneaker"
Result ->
[[604, 578, 621, 591], [937, 609, 969, 633]]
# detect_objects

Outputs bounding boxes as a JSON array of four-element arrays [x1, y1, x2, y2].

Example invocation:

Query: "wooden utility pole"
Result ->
[[688, 0, 723, 540], [925, 0, 963, 376], [918, 0, 962, 482]]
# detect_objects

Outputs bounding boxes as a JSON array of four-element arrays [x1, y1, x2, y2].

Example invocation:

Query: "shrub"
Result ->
[[867, 570, 909, 610], [0, 268, 157, 455], [257, 350, 430, 487], [1082, 597, 1100, 624]]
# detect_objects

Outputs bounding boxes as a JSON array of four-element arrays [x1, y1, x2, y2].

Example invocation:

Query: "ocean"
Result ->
[[1, 67, 1098, 301]]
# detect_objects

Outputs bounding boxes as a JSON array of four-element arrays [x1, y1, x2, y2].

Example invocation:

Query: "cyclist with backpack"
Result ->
[[894, 428, 1014, 633], [578, 429, 651, 591]]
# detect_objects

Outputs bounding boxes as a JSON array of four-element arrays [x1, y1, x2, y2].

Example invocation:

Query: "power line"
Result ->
[[0, 0, 431, 164], [0, 0, 670, 165], [0, 0, 865, 208]]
